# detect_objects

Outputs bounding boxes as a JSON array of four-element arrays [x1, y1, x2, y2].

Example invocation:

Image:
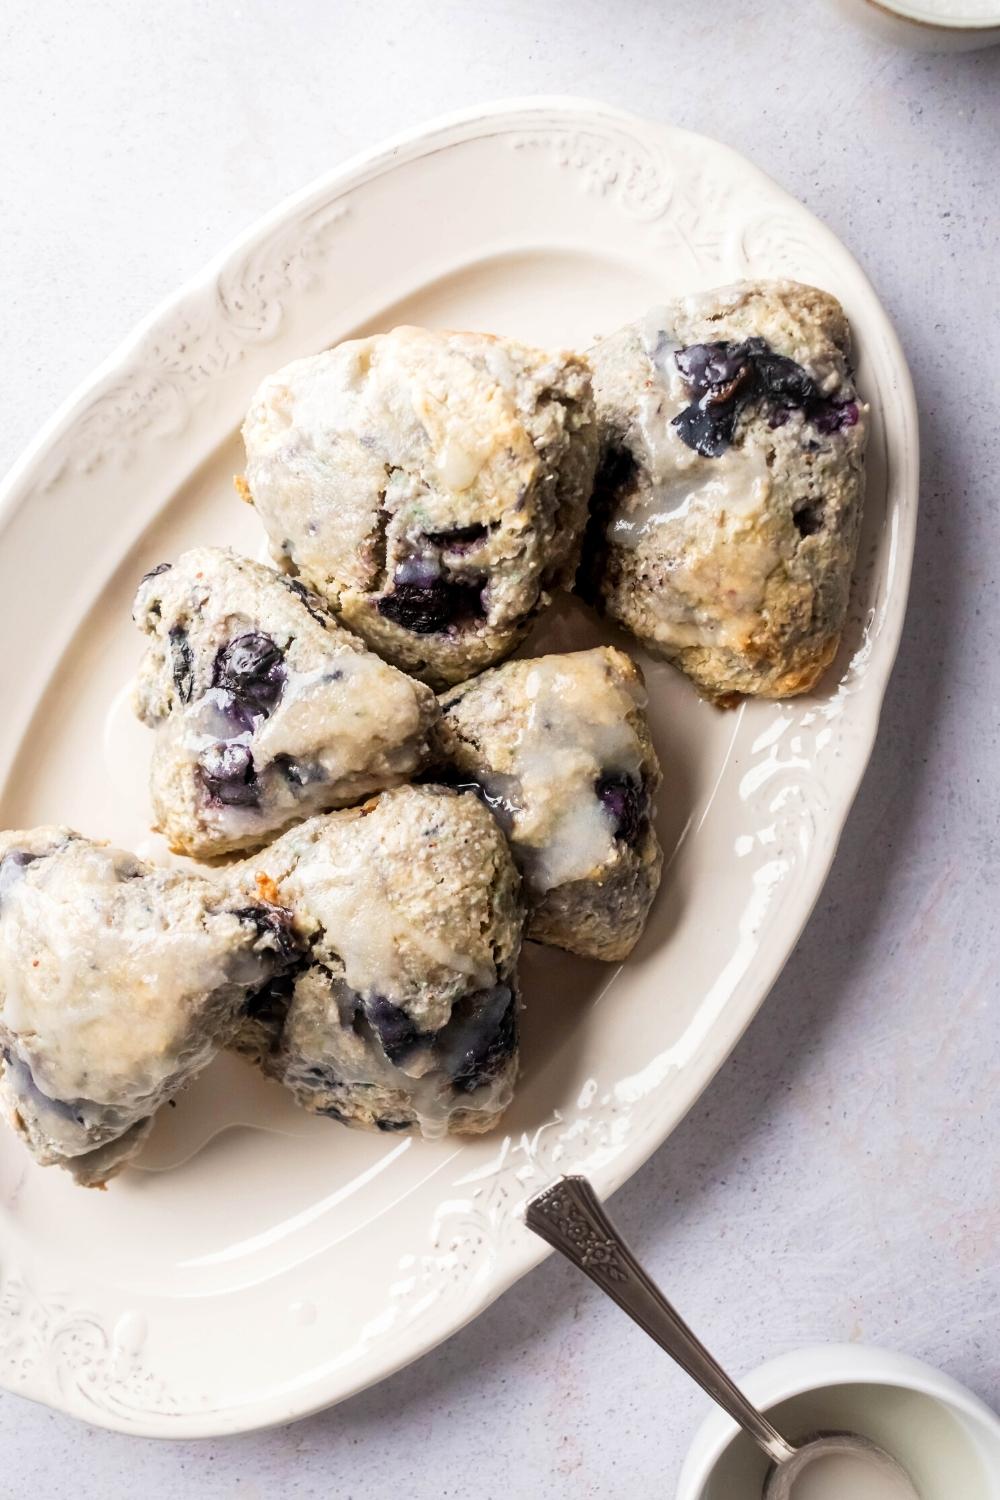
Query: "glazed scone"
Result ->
[[434, 648, 662, 961], [583, 281, 868, 704], [132, 548, 439, 858], [241, 326, 598, 688], [233, 786, 523, 1136], [0, 828, 298, 1184]]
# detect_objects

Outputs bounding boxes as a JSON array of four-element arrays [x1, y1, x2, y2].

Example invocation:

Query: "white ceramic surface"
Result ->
[[0, 99, 917, 1437], [677, 1344, 1000, 1499]]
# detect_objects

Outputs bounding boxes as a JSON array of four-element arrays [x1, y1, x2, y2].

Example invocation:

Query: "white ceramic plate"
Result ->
[[0, 99, 917, 1436]]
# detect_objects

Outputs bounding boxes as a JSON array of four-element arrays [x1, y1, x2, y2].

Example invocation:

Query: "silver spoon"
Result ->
[[524, 1176, 918, 1499]]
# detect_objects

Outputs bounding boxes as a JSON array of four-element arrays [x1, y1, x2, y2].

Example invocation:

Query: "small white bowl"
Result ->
[[830, 0, 1000, 49], [677, 1344, 1000, 1499]]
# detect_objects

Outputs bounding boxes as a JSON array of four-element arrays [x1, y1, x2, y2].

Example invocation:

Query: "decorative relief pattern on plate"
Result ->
[[214, 201, 349, 338], [510, 124, 733, 268], [28, 201, 348, 497], [0, 101, 914, 1433], [0, 1269, 192, 1420], [738, 210, 844, 284], [510, 127, 673, 220]]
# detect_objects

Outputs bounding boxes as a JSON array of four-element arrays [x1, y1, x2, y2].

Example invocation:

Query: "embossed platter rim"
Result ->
[[0, 98, 917, 1436]]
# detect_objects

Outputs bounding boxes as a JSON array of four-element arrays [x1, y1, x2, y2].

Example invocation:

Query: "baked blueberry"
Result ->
[[212, 631, 286, 715], [364, 994, 422, 1066], [240, 326, 598, 687], [198, 741, 259, 807], [442, 984, 517, 1094], [169, 625, 194, 704], [133, 547, 439, 857], [423, 523, 489, 549], [0, 848, 39, 908], [232, 904, 300, 971], [585, 280, 868, 703], [434, 647, 662, 962], [595, 772, 646, 847], [670, 335, 861, 461], [376, 577, 486, 635]]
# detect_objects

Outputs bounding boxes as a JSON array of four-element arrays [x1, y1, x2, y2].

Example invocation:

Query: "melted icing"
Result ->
[[610, 312, 779, 650], [160, 652, 429, 848], [486, 654, 645, 893], [280, 838, 493, 1003], [254, 656, 424, 771], [0, 845, 235, 1106]]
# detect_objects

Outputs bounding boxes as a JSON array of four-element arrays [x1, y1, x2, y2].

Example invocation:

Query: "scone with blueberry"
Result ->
[[583, 281, 868, 704], [233, 785, 523, 1136], [240, 326, 598, 688], [0, 828, 298, 1185], [434, 647, 662, 962], [133, 548, 439, 858]]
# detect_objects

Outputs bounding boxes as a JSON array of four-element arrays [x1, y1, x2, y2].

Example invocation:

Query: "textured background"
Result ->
[[1, 2, 999, 1495]]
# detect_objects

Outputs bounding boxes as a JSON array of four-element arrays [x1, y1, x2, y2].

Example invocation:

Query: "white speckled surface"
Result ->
[[1, 1, 998, 1494]]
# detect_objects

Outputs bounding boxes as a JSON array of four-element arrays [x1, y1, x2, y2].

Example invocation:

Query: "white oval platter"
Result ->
[[0, 98, 917, 1436]]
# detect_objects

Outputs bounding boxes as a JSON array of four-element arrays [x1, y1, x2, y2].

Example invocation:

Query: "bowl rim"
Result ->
[[677, 1342, 1000, 1497], [863, 0, 1000, 32]]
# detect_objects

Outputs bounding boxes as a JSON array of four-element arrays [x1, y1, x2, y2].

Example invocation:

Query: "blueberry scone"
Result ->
[[133, 548, 439, 858], [233, 785, 523, 1136], [240, 326, 598, 688], [583, 281, 868, 704], [434, 647, 662, 962], [0, 828, 297, 1185]]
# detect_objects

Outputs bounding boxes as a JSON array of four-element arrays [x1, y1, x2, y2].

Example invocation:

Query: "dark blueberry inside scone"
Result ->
[[132, 547, 439, 858], [213, 631, 287, 714], [594, 772, 647, 847], [240, 326, 599, 688], [230, 785, 524, 1136], [0, 827, 300, 1185], [0, 848, 40, 906], [669, 336, 860, 459], [582, 280, 869, 704], [433, 647, 663, 963], [377, 577, 487, 635]]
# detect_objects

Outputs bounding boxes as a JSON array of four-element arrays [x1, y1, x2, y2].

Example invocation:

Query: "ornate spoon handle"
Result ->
[[525, 1175, 796, 1467]]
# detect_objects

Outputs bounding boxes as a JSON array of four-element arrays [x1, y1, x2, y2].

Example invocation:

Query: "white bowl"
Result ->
[[830, 0, 1000, 49], [677, 1344, 1000, 1499]]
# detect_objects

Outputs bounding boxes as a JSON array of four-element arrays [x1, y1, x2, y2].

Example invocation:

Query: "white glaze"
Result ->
[[608, 308, 780, 651], [254, 657, 426, 769], [0, 97, 918, 1438], [503, 654, 645, 891], [243, 327, 540, 593], [134, 548, 438, 855], [0, 844, 233, 1102], [278, 832, 494, 1002]]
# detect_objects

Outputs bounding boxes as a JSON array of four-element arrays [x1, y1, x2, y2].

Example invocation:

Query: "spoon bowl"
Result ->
[[763, 1430, 919, 1499]]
